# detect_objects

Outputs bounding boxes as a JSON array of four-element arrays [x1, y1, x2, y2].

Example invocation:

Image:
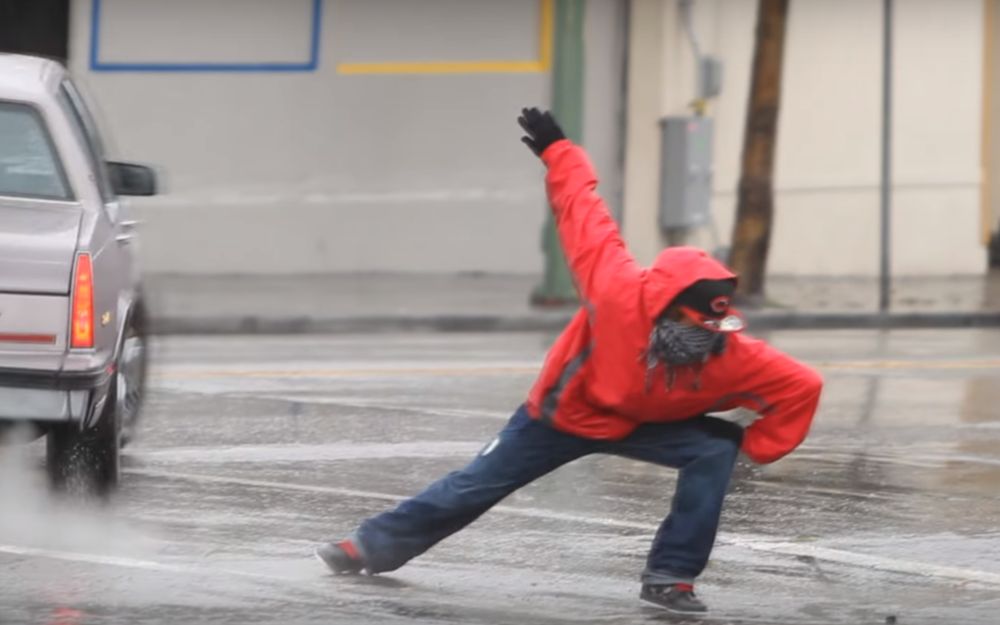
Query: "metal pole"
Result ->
[[879, 0, 893, 312], [533, 0, 584, 306]]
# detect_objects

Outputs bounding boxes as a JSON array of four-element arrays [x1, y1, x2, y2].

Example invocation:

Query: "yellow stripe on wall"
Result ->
[[537, 0, 554, 71], [337, 0, 554, 75], [338, 60, 547, 75]]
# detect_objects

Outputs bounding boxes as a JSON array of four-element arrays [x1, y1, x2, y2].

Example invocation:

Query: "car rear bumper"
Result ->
[[0, 387, 90, 421], [0, 365, 111, 423], [0, 365, 111, 390]]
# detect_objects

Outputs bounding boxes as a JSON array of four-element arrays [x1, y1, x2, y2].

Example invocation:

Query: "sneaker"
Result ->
[[315, 539, 365, 574], [640, 583, 708, 614]]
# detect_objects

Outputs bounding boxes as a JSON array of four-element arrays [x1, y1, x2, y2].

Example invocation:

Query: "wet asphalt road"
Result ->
[[2, 329, 1000, 625]]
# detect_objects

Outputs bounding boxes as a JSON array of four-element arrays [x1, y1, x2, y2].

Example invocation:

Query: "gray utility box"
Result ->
[[659, 116, 714, 230]]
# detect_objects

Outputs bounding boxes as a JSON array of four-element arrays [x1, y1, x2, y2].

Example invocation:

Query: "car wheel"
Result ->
[[118, 310, 147, 448], [47, 376, 120, 498]]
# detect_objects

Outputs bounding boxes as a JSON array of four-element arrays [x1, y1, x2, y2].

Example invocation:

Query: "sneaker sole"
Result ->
[[640, 595, 709, 616], [314, 548, 362, 575]]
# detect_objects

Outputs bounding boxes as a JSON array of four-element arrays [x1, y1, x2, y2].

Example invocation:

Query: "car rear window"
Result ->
[[0, 102, 72, 200]]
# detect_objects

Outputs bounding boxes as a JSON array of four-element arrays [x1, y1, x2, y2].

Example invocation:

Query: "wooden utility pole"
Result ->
[[728, 0, 789, 302]]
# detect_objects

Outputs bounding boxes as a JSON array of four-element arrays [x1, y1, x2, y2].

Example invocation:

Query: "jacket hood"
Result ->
[[641, 246, 738, 321]]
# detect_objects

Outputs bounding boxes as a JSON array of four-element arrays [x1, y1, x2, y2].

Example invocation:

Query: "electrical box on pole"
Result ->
[[659, 116, 714, 230]]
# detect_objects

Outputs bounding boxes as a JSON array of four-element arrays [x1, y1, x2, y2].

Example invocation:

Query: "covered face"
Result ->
[[642, 257, 747, 389]]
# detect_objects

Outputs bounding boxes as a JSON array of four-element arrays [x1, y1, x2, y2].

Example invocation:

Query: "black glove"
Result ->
[[518, 107, 566, 157]]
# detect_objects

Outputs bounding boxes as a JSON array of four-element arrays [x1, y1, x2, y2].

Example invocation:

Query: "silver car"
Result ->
[[0, 54, 154, 494]]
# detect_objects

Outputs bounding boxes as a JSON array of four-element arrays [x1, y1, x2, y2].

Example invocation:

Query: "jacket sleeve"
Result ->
[[541, 140, 640, 303], [735, 341, 824, 464]]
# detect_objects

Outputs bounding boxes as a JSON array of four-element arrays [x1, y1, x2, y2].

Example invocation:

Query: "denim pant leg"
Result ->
[[356, 406, 590, 574], [605, 416, 743, 584]]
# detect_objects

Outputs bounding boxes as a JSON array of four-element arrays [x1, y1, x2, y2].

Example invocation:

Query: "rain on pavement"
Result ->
[[2, 329, 1000, 625]]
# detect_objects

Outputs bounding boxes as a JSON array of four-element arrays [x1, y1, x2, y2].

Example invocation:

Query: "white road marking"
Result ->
[[126, 468, 403, 503], [124, 468, 1000, 588], [739, 479, 897, 501], [123, 468, 660, 529], [134, 441, 481, 463], [0, 543, 280, 582], [793, 447, 1000, 472], [724, 538, 1000, 587], [154, 362, 542, 380], [251, 395, 510, 420]]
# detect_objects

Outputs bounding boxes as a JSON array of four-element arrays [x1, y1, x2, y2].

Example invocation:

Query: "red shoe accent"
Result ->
[[675, 583, 695, 593], [338, 539, 361, 561]]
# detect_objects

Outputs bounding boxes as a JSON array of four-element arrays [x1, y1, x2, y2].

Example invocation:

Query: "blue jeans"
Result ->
[[355, 405, 742, 584]]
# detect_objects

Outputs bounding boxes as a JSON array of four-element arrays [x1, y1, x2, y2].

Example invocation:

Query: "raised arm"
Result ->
[[518, 108, 640, 304]]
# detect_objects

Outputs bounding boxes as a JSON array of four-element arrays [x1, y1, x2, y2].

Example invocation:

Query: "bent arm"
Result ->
[[734, 342, 824, 464]]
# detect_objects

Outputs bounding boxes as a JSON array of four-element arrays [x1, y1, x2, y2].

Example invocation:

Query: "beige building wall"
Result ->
[[65, 0, 626, 276], [624, 0, 988, 276], [66, 0, 988, 277]]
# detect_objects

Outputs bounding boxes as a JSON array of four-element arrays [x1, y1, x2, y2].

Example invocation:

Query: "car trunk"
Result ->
[[0, 200, 80, 365]]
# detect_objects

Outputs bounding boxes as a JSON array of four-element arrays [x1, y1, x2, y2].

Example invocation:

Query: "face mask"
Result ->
[[645, 319, 726, 390]]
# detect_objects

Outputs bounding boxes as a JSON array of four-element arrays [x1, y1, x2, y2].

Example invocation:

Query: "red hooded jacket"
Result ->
[[524, 140, 822, 464]]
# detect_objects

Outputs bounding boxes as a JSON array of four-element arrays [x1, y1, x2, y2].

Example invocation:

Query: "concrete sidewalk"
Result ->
[[144, 271, 1000, 334]]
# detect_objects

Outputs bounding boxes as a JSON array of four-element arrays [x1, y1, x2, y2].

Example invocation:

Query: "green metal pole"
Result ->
[[532, 0, 585, 306]]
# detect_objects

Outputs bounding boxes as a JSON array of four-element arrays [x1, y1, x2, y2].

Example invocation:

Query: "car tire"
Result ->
[[119, 305, 148, 448], [47, 376, 120, 498]]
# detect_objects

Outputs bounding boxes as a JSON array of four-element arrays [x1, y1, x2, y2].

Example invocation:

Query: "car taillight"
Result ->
[[70, 252, 94, 349]]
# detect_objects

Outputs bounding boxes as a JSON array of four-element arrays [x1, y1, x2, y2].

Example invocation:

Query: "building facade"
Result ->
[[63, 0, 994, 277], [624, 0, 989, 276]]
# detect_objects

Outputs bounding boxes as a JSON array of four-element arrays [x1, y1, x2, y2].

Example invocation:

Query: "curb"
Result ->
[[745, 311, 1000, 330], [148, 314, 572, 335], [148, 311, 1000, 335]]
